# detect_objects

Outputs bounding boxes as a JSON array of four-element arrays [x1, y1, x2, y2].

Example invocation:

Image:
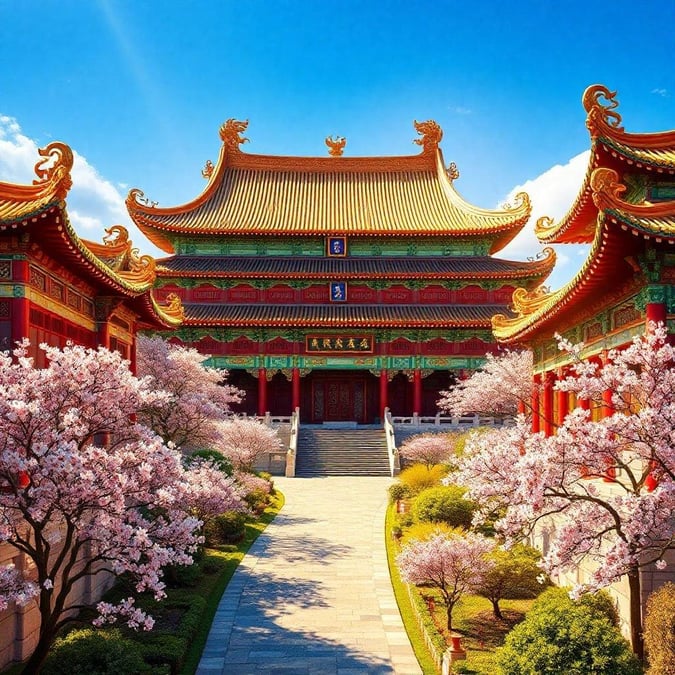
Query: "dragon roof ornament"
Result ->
[[413, 119, 443, 154], [32, 142, 74, 202], [202, 159, 214, 179], [583, 84, 624, 140], [219, 118, 249, 152]]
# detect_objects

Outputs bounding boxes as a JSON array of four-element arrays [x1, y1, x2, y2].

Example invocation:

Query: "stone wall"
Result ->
[[0, 536, 115, 670]]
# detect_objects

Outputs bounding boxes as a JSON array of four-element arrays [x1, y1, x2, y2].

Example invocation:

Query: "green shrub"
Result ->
[[398, 463, 446, 495], [244, 488, 269, 514], [204, 511, 247, 545], [139, 633, 185, 671], [644, 582, 675, 675], [42, 628, 149, 674], [412, 485, 475, 528], [188, 449, 233, 475], [495, 587, 642, 675], [164, 561, 201, 588], [201, 555, 227, 574], [388, 481, 411, 503]]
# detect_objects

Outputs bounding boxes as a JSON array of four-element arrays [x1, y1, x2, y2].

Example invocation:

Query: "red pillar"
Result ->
[[11, 260, 30, 346], [379, 370, 388, 420], [258, 368, 267, 417], [413, 369, 422, 415], [531, 375, 541, 434], [291, 367, 300, 412], [645, 301, 667, 329], [542, 372, 554, 437], [556, 368, 569, 429]]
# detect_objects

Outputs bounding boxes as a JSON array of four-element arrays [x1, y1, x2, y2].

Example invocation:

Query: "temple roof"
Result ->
[[126, 119, 532, 255], [183, 302, 507, 329], [0, 143, 183, 329], [493, 166, 675, 343], [156, 249, 555, 285], [535, 84, 675, 245]]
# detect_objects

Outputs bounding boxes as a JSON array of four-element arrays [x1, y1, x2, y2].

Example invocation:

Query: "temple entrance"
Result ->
[[302, 370, 378, 424]]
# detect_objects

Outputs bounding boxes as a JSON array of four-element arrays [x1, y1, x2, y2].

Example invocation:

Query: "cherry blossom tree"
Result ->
[[0, 342, 210, 672], [136, 336, 242, 450], [456, 324, 675, 659], [216, 417, 282, 472], [438, 349, 533, 418], [398, 432, 455, 468], [183, 457, 249, 525], [397, 531, 494, 630]]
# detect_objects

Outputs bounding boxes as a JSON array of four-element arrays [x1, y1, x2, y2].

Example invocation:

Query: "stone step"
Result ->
[[296, 428, 390, 477]]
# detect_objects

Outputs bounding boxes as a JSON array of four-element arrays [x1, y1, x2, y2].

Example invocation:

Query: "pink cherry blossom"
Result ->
[[438, 349, 533, 418], [215, 417, 282, 472], [136, 336, 243, 450], [455, 323, 674, 658], [398, 432, 455, 468], [0, 341, 214, 672], [397, 531, 494, 630]]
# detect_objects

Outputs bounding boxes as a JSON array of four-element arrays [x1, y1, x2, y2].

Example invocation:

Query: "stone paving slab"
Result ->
[[196, 476, 422, 674]]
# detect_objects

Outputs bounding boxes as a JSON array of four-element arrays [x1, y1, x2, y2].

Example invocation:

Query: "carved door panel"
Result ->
[[312, 379, 366, 422]]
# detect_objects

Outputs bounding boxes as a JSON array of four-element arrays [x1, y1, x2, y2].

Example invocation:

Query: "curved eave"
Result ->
[[181, 303, 506, 330], [127, 144, 531, 252], [494, 216, 635, 344], [155, 249, 555, 285], [129, 292, 185, 330], [10, 204, 155, 297]]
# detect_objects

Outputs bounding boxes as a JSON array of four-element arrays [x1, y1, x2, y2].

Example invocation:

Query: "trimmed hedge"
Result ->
[[644, 582, 675, 675], [412, 485, 475, 528]]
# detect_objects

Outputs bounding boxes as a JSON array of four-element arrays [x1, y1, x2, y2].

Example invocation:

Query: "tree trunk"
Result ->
[[492, 598, 503, 620], [446, 603, 453, 631], [20, 632, 53, 674], [627, 567, 644, 661]]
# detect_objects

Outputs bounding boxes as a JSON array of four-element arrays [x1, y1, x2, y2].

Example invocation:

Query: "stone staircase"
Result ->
[[295, 427, 391, 477]]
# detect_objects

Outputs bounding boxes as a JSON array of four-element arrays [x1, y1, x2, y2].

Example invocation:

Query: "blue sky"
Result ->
[[1, 0, 674, 289]]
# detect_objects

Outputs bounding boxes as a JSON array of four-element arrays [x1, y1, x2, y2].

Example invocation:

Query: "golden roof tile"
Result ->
[[127, 120, 532, 254]]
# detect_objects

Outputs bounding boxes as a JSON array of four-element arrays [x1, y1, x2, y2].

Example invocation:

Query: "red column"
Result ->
[[645, 301, 667, 330], [97, 321, 111, 350], [257, 368, 267, 417], [542, 372, 554, 437], [379, 370, 388, 420], [413, 369, 422, 415], [556, 368, 569, 429], [600, 353, 616, 481], [531, 375, 541, 434], [291, 367, 300, 412], [11, 260, 30, 346]]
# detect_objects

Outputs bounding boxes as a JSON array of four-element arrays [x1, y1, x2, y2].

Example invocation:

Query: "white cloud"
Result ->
[[497, 151, 591, 291], [450, 106, 472, 115], [0, 114, 165, 256], [651, 88, 668, 97]]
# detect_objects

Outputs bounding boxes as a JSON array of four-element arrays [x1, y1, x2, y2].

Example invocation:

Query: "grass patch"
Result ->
[[385, 503, 440, 674]]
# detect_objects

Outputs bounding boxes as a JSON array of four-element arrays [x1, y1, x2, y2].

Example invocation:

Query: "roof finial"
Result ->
[[219, 118, 249, 152], [413, 120, 443, 154], [33, 142, 74, 201], [325, 135, 346, 157], [583, 85, 624, 139], [202, 159, 214, 179]]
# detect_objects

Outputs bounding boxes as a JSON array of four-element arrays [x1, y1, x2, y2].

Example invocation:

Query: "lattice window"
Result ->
[[0, 261, 11, 279], [30, 267, 46, 292], [0, 300, 10, 318], [50, 281, 64, 302]]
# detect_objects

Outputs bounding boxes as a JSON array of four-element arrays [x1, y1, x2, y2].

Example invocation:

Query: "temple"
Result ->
[[493, 84, 674, 433], [127, 119, 554, 423], [0, 142, 184, 371]]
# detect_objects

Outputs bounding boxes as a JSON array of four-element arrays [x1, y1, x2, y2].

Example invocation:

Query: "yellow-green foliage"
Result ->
[[401, 521, 463, 546], [644, 582, 675, 675], [398, 463, 446, 495]]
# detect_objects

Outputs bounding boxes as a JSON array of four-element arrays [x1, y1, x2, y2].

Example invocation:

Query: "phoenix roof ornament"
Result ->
[[413, 119, 443, 154], [325, 135, 346, 157], [219, 118, 249, 152]]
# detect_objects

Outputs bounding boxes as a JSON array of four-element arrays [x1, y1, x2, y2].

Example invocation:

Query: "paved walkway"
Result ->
[[196, 476, 422, 674]]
